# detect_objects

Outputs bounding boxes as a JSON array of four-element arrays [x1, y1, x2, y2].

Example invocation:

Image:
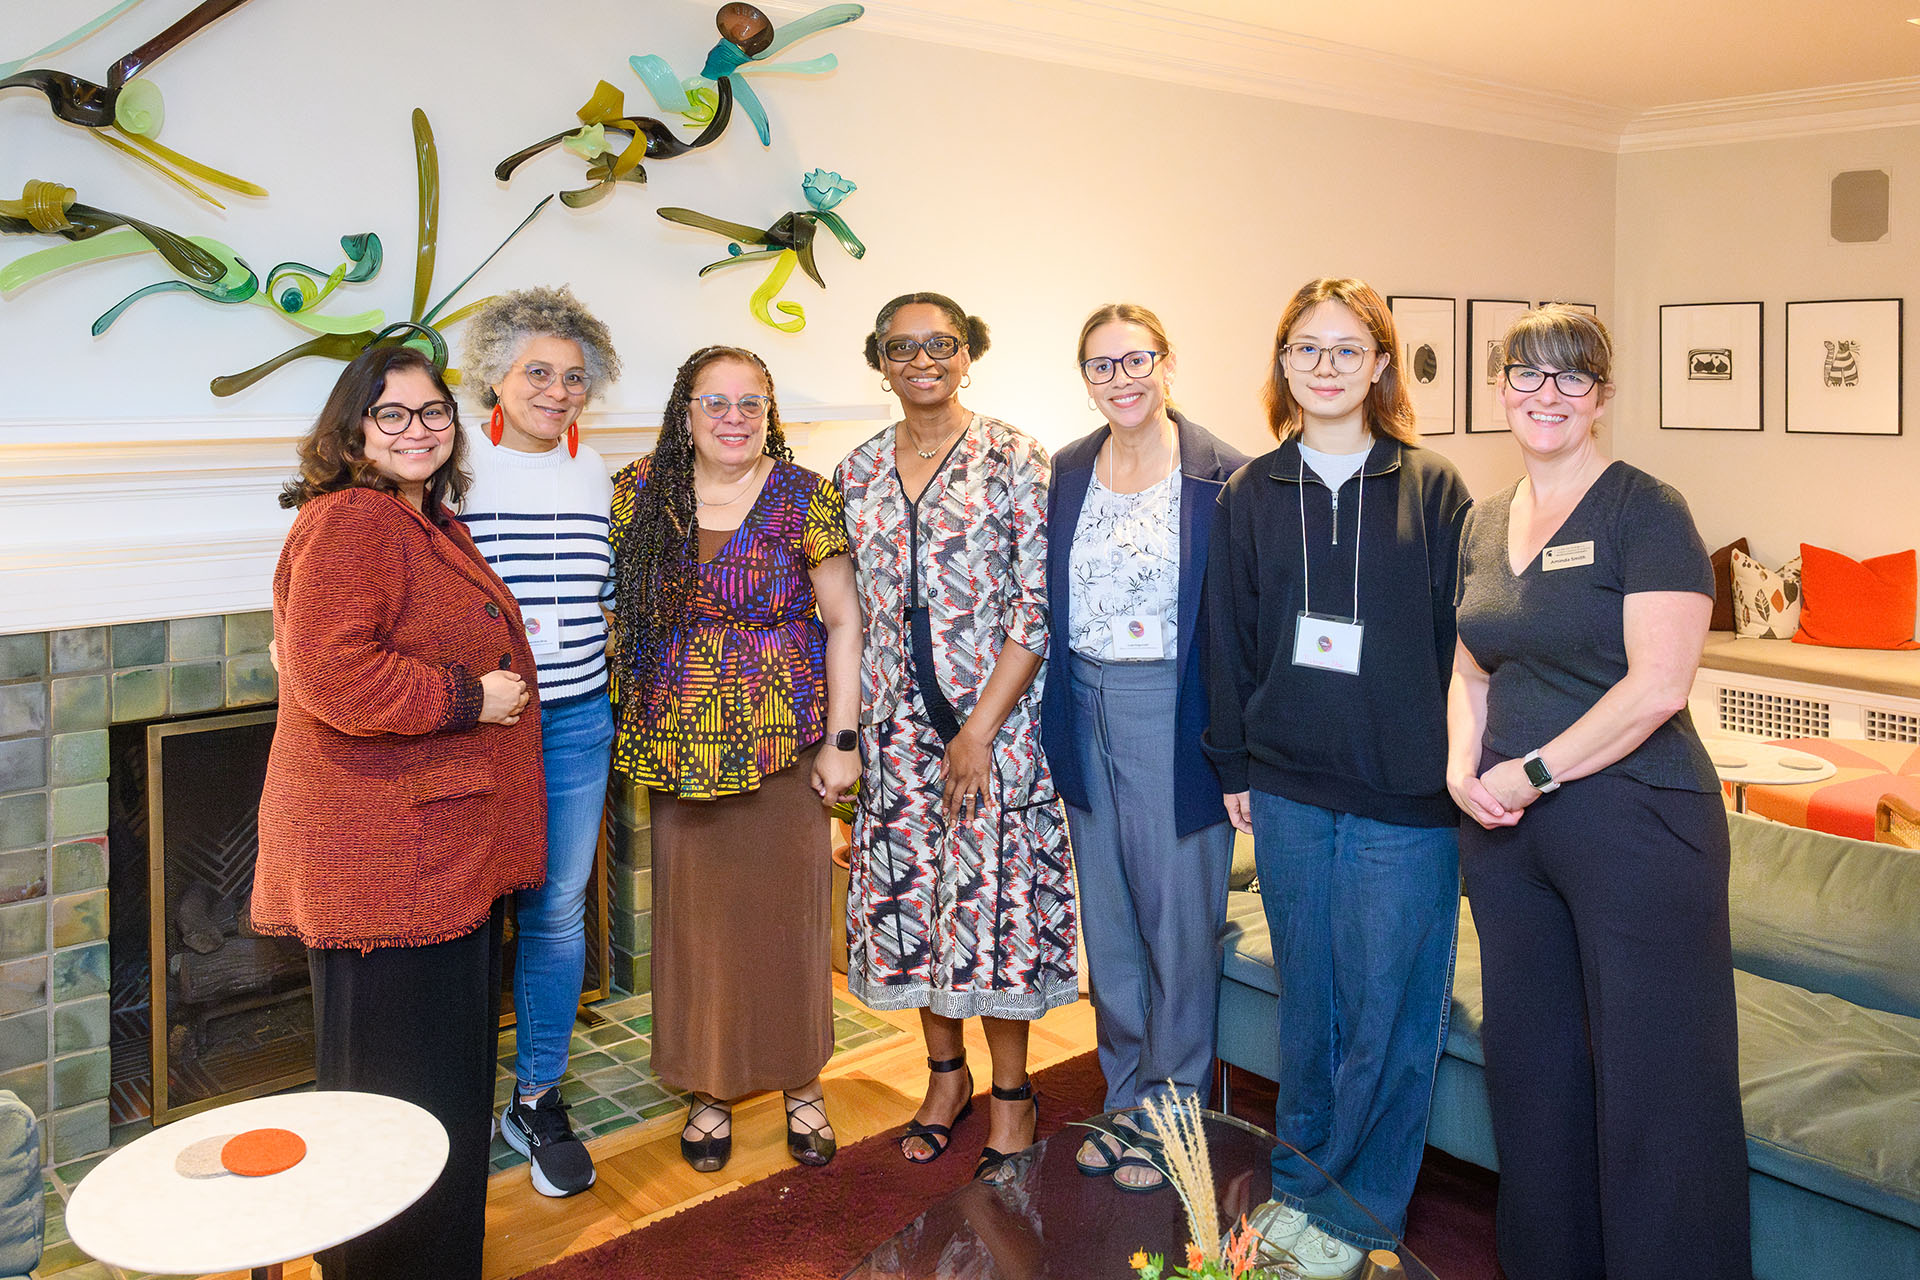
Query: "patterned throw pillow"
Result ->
[[1730, 548, 1803, 639]]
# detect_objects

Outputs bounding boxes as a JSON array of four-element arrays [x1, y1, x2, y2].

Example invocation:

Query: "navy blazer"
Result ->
[[1041, 409, 1249, 837]]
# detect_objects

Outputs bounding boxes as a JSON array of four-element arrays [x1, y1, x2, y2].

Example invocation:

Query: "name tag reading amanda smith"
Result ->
[[1541, 541, 1596, 572]]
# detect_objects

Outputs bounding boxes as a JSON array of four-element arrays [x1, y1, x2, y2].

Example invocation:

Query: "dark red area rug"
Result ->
[[524, 1053, 1111, 1280], [523, 1055, 1499, 1280]]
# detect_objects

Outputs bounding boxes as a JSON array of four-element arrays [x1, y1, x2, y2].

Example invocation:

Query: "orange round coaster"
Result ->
[[220, 1127, 307, 1176]]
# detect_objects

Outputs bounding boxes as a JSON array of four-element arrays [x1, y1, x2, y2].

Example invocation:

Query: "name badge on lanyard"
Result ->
[[523, 606, 563, 656], [1293, 612, 1364, 674], [1290, 455, 1366, 675]]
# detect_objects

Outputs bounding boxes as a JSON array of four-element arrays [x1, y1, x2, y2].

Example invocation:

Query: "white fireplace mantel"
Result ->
[[0, 405, 887, 634]]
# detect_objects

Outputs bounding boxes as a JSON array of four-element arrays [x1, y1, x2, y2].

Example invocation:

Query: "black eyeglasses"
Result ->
[[1282, 343, 1374, 375], [1503, 364, 1600, 397], [881, 335, 963, 362], [365, 401, 457, 434], [1081, 350, 1165, 385], [694, 394, 769, 420]]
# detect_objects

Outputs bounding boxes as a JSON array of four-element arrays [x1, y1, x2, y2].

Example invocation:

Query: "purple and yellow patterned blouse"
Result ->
[[610, 457, 850, 799]]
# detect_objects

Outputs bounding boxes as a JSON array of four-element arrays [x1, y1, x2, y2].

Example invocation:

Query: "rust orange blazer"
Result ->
[[253, 487, 547, 949]]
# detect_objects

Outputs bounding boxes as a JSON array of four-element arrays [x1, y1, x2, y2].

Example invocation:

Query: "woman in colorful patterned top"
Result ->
[[837, 292, 1076, 1186], [610, 346, 860, 1174]]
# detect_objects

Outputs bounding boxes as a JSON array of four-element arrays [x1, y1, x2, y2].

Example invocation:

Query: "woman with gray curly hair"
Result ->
[[458, 284, 622, 1199]]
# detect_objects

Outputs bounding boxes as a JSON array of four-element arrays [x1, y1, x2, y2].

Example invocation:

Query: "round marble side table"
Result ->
[[66, 1090, 448, 1280]]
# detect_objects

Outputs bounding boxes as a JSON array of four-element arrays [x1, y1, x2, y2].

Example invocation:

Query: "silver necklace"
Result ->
[[907, 418, 966, 459], [697, 459, 761, 507]]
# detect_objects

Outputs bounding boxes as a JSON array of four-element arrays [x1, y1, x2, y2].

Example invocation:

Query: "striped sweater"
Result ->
[[462, 433, 615, 706]]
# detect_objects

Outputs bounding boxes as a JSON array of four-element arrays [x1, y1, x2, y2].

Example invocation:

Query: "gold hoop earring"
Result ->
[[959, 373, 972, 389], [881, 378, 892, 393]]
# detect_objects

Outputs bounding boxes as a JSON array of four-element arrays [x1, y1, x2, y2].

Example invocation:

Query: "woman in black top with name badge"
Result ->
[[1447, 305, 1749, 1280], [1207, 277, 1470, 1278]]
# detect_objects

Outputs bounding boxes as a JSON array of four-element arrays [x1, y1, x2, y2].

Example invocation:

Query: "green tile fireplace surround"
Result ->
[[0, 611, 656, 1165]]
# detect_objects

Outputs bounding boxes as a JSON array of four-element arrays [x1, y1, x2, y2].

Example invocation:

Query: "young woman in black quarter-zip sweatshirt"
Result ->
[[1203, 277, 1471, 1271]]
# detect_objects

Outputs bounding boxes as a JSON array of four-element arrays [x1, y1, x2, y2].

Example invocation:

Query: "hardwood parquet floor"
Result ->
[[153, 981, 1097, 1280]]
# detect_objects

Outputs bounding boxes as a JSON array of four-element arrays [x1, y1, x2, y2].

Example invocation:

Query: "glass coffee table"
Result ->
[[844, 1108, 1436, 1279]]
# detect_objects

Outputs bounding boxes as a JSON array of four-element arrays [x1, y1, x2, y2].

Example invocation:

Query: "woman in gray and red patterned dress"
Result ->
[[836, 291, 1077, 1186]]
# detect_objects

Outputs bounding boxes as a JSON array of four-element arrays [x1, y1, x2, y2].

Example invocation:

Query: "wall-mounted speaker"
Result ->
[[1831, 169, 1890, 244]]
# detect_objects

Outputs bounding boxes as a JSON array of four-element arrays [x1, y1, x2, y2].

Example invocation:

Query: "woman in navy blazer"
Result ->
[[1042, 303, 1247, 1189]]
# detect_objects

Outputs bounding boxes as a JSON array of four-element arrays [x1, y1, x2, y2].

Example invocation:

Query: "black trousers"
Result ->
[[308, 902, 505, 1280], [1460, 773, 1751, 1280]]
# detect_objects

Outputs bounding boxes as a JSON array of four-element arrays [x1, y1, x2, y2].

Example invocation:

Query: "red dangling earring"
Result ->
[[488, 403, 505, 446], [566, 423, 579, 458]]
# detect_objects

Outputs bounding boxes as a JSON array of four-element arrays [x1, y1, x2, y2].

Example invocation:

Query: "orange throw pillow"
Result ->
[[1793, 544, 1920, 649]]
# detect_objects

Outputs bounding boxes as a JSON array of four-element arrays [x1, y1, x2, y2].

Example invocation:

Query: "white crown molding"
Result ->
[[813, 0, 1629, 151], [1618, 76, 1920, 152], [807, 2, 1920, 154]]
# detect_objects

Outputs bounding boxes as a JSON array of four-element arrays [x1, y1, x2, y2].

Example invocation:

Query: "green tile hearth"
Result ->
[[168, 616, 224, 661], [0, 635, 47, 682], [49, 731, 107, 788], [50, 629, 107, 675], [109, 622, 165, 669], [168, 662, 224, 715], [224, 611, 275, 656], [48, 678, 106, 733], [110, 668, 166, 723]]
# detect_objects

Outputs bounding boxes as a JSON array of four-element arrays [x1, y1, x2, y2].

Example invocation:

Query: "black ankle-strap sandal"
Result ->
[[899, 1054, 974, 1165], [973, 1078, 1038, 1185]]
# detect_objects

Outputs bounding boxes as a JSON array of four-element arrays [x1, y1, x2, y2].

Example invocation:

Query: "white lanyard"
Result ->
[[1298, 454, 1363, 623]]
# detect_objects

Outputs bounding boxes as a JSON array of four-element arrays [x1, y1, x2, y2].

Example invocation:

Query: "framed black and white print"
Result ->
[[1538, 300, 1599, 315], [1388, 295, 1456, 435], [1659, 302, 1763, 431], [1466, 298, 1529, 433], [1785, 298, 1903, 436]]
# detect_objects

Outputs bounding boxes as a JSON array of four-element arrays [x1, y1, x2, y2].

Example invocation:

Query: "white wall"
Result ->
[[2, 0, 1616, 473], [1614, 127, 1920, 575]]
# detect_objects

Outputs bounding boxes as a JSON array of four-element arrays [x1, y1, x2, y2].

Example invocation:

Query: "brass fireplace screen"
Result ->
[[137, 709, 609, 1124]]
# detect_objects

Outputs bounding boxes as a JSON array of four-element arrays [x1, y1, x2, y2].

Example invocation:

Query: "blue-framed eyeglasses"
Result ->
[[695, 394, 770, 420]]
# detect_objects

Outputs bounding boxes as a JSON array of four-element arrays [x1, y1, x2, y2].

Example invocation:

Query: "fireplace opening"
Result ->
[[108, 708, 310, 1125], [108, 703, 614, 1128]]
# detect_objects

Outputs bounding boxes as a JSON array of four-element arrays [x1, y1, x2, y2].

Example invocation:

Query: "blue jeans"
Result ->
[[512, 692, 614, 1095], [1250, 789, 1459, 1251]]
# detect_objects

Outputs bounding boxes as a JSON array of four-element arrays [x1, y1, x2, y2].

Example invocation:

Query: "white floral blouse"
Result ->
[[1066, 465, 1181, 660]]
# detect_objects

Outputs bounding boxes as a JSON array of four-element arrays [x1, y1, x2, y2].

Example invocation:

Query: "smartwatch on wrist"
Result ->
[[830, 729, 858, 752], [1522, 749, 1559, 793]]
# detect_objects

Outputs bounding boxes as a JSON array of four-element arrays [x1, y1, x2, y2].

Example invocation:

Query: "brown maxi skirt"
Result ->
[[647, 744, 833, 1098]]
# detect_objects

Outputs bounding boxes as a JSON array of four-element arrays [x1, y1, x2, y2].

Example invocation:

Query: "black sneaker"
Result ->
[[501, 1087, 596, 1197]]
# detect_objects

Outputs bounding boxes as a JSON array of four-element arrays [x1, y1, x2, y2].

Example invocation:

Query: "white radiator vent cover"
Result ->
[[1717, 687, 1831, 739], [1864, 708, 1920, 744]]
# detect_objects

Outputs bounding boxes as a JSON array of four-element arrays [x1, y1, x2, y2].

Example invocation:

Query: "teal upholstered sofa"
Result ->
[[1215, 813, 1920, 1280]]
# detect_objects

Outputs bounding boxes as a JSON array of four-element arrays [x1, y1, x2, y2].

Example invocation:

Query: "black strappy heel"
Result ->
[[783, 1090, 837, 1167], [973, 1078, 1038, 1185], [680, 1094, 732, 1173], [899, 1054, 974, 1164]]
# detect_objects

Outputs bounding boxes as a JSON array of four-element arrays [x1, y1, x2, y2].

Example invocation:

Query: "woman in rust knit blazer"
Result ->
[[254, 344, 545, 1280]]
